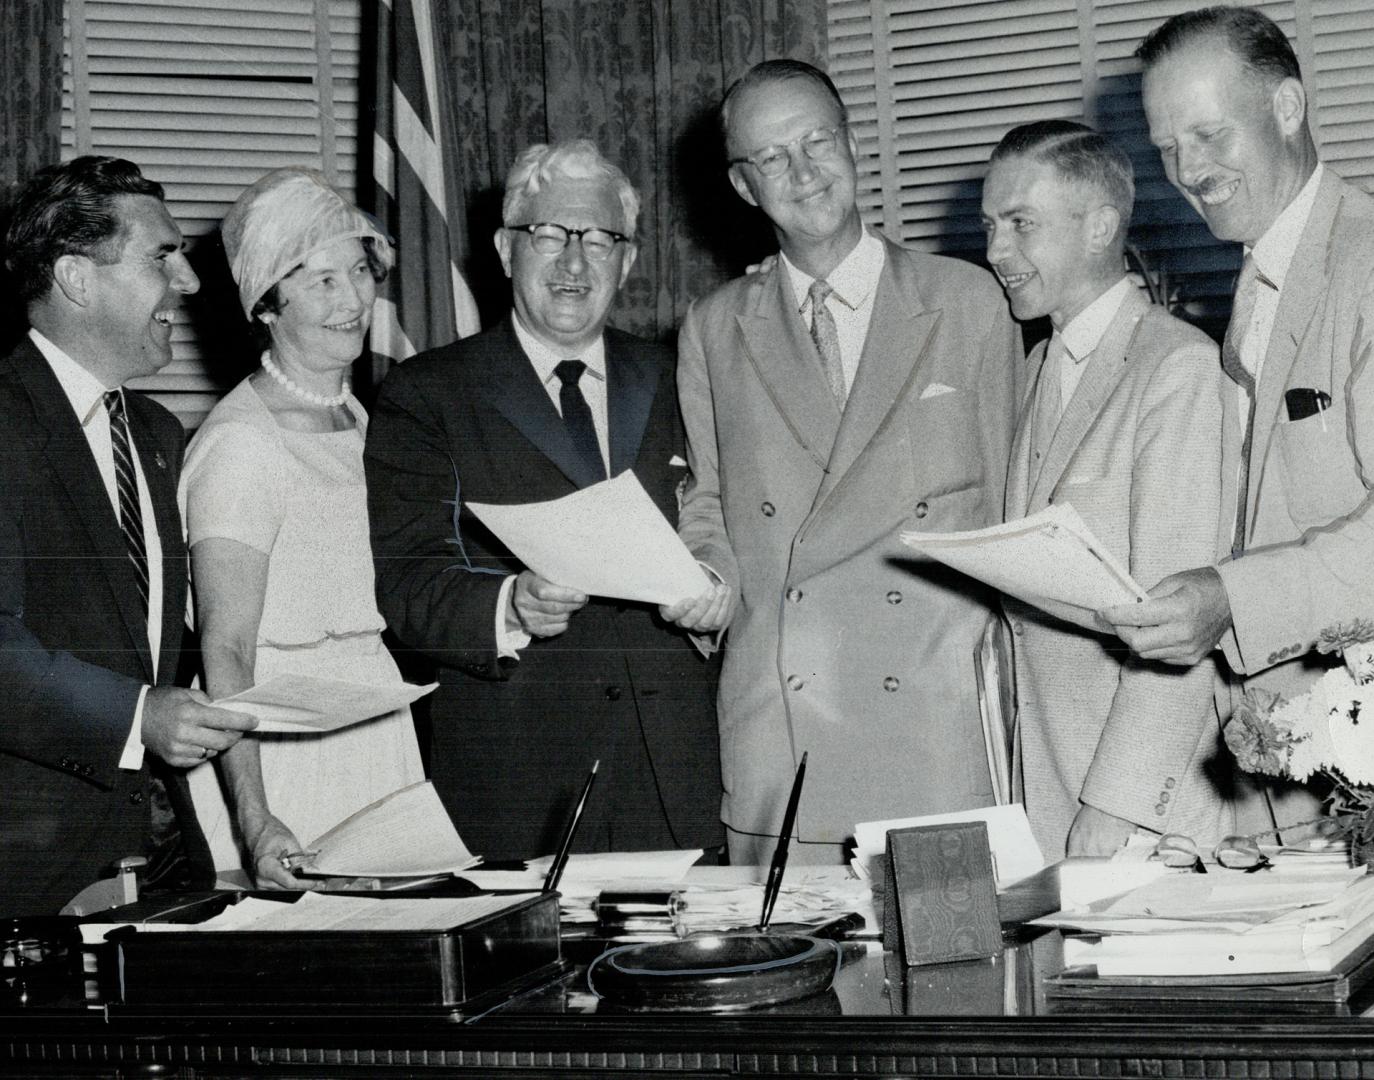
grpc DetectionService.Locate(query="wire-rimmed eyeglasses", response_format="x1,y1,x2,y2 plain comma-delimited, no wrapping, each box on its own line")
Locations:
506,222,631,261
729,124,847,178
1154,832,1273,873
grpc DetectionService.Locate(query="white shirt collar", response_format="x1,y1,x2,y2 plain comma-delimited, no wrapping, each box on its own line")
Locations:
782,228,885,312
511,312,607,389
29,328,115,427
1249,161,1324,292
1059,277,1133,363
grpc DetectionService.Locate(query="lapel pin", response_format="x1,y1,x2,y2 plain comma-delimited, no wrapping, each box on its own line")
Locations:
154,451,167,470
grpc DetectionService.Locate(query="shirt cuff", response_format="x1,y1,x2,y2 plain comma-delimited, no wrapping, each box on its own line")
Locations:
496,574,531,658
119,684,149,771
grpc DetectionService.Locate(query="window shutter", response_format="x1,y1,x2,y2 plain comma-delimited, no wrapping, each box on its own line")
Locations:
62,0,361,429
828,0,1373,342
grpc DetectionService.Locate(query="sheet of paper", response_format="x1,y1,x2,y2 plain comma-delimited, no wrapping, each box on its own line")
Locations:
852,803,1045,889
900,503,1147,632
466,471,711,606
213,674,437,733
462,848,703,895
301,781,481,878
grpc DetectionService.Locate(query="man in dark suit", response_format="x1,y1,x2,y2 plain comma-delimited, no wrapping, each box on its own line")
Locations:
366,139,722,861
0,156,256,915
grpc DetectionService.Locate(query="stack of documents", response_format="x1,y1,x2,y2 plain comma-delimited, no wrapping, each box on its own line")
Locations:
852,805,1045,890
1037,864,1374,976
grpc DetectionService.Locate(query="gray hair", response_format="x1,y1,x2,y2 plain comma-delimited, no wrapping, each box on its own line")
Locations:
501,139,640,238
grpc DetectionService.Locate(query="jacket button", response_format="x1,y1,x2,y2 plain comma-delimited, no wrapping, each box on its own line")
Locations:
1160,791,1170,804
1012,622,1024,636
59,757,71,769
1164,778,1176,790
761,501,776,517
1154,803,1165,815
914,501,929,519
83,764,94,776
882,676,900,692
129,791,144,805
786,587,803,603
605,686,622,701
786,674,804,691
886,590,902,605
473,663,489,675
1267,653,1279,665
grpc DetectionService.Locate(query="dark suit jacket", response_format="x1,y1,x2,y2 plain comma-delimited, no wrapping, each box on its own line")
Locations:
0,337,211,915
365,322,722,860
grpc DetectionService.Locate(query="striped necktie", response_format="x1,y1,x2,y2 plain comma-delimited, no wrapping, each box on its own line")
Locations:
104,389,150,616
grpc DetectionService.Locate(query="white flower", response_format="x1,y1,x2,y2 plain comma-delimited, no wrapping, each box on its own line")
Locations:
1345,641,1374,686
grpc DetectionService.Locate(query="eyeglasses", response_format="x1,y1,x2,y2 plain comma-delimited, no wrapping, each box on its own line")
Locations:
729,125,847,178
506,222,631,261
1154,832,1272,873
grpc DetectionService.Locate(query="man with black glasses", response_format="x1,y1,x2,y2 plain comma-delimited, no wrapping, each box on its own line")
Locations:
366,139,722,861
661,60,1019,865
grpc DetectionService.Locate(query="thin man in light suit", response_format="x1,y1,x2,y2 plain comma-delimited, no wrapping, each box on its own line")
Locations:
663,59,1020,866
983,121,1234,860
1101,7,1374,826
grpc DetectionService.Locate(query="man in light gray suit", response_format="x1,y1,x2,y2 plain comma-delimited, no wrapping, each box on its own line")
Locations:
662,59,1019,865
1102,7,1374,829
984,121,1234,860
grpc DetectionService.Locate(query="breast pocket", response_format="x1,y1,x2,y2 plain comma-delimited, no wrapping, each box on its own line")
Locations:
1276,401,1368,530
908,389,984,499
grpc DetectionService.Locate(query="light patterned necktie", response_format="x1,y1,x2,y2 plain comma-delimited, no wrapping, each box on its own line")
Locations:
1028,331,1066,482
104,389,149,616
1222,254,1260,556
807,279,847,408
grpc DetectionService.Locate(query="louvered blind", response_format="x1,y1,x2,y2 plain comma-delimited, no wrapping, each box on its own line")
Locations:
62,0,361,429
829,0,1374,341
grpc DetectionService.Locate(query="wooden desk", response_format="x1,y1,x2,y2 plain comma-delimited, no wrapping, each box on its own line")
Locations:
5,869,1374,1077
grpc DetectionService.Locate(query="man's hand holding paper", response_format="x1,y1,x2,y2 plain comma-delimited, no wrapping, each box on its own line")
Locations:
1097,566,1234,666
467,471,712,607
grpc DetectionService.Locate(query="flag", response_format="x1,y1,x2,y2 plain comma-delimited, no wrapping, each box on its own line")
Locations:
370,0,480,366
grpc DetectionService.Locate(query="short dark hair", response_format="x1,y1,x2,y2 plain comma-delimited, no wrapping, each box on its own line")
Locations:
719,59,847,147
1135,5,1301,85
991,119,1135,231
2,156,165,307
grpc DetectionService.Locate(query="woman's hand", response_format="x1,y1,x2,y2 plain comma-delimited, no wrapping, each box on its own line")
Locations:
245,813,316,890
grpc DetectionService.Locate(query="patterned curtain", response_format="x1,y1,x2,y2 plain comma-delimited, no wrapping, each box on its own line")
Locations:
434,0,828,342
1,0,63,350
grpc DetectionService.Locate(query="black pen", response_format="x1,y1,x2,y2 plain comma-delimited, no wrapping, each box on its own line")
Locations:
544,759,599,893
758,751,807,931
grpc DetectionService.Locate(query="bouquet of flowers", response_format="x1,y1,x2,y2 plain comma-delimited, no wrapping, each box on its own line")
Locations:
1224,620,1374,861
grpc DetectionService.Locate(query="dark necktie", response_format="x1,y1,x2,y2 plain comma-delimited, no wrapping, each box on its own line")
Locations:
1222,255,1261,557
104,389,150,616
553,359,606,483
807,279,848,408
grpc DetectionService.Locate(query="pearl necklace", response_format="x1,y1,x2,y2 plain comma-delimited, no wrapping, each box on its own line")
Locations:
260,350,351,408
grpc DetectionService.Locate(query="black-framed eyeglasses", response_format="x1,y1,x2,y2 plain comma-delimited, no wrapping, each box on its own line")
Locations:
506,222,631,261
729,124,847,178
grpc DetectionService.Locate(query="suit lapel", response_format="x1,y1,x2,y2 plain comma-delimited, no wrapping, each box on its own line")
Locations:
1030,287,1147,509
811,241,940,513
605,331,657,477
1246,170,1341,534
484,323,604,490
13,342,156,680
1005,338,1046,521
736,268,841,471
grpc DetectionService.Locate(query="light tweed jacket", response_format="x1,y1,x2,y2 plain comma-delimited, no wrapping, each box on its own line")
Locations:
1005,285,1235,859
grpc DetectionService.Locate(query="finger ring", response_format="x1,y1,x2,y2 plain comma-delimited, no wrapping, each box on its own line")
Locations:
199,746,211,760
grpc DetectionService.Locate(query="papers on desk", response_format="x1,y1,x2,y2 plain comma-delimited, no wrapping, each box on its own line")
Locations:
1041,864,1374,975
900,503,1147,633
852,804,1045,890
297,781,482,878
466,471,711,606
463,849,703,915
675,865,876,937
213,674,437,733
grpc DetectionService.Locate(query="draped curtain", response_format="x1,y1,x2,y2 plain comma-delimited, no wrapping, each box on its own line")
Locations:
1,0,63,351
433,0,828,342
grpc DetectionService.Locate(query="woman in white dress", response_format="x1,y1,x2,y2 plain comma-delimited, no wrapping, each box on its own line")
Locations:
181,168,422,887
